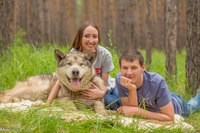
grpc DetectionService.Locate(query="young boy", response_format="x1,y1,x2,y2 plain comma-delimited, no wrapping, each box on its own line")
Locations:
116,49,200,121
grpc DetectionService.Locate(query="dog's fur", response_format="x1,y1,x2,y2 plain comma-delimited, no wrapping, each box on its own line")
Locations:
0,50,106,114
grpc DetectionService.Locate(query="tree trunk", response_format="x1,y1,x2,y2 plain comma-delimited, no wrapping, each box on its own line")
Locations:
145,0,153,70
165,0,178,81
0,0,14,50
186,0,200,94
177,0,186,51
65,0,75,44
115,0,135,51
100,0,116,47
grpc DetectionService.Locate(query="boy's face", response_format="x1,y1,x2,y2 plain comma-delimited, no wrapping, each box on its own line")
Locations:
120,59,145,86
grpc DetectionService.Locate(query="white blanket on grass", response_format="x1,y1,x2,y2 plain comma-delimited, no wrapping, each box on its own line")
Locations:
0,100,195,132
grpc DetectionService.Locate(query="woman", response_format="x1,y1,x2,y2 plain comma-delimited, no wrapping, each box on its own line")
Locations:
47,21,121,110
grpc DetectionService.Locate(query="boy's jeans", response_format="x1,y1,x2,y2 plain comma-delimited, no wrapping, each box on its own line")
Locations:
172,93,200,117
104,86,121,110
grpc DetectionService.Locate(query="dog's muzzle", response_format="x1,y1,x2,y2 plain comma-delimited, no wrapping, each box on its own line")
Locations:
70,68,81,88
72,69,79,77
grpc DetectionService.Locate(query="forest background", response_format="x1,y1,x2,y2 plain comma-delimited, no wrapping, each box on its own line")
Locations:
0,0,200,132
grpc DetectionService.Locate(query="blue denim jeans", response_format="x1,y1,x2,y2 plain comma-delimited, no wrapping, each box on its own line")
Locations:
172,93,200,117
104,86,121,110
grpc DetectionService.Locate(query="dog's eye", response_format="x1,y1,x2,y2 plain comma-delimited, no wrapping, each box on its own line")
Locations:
80,63,84,66
67,62,72,66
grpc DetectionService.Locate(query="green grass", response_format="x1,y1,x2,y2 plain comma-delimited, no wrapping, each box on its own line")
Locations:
0,42,199,132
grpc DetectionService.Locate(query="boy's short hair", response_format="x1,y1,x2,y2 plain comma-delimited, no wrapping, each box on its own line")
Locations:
119,49,144,67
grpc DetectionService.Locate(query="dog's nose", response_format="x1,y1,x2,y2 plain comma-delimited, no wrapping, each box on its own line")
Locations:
72,69,79,77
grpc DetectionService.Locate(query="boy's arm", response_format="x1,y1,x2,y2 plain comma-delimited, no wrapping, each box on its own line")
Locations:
120,76,138,106
47,80,61,104
117,101,174,121
121,95,138,106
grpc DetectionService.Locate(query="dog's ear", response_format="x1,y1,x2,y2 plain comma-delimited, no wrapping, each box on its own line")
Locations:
84,52,96,65
54,49,65,64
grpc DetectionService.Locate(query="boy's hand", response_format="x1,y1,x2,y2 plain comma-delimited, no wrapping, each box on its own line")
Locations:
120,76,137,91
117,106,139,116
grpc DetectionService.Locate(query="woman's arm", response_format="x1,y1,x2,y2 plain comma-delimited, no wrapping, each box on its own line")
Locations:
47,80,61,104
101,72,109,93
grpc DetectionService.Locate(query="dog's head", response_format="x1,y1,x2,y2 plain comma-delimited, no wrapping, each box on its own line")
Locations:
54,49,96,91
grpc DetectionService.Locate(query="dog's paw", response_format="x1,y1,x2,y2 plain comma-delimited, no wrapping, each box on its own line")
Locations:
11,97,21,102
0,96,20,103
97,109,108,116
94,101,108,115
31,100,45,107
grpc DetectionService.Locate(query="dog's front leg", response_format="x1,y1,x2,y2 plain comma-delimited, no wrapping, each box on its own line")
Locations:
56,97,77,111
94,101,107,115
0,94,21,103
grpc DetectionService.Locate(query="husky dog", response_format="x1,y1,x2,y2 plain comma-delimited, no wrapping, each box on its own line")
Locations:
0,50,106,114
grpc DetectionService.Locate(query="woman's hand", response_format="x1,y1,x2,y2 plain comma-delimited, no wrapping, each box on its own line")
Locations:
81,83,105,99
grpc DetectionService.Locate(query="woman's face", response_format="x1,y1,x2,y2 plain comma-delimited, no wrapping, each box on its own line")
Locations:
81,26,99,53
